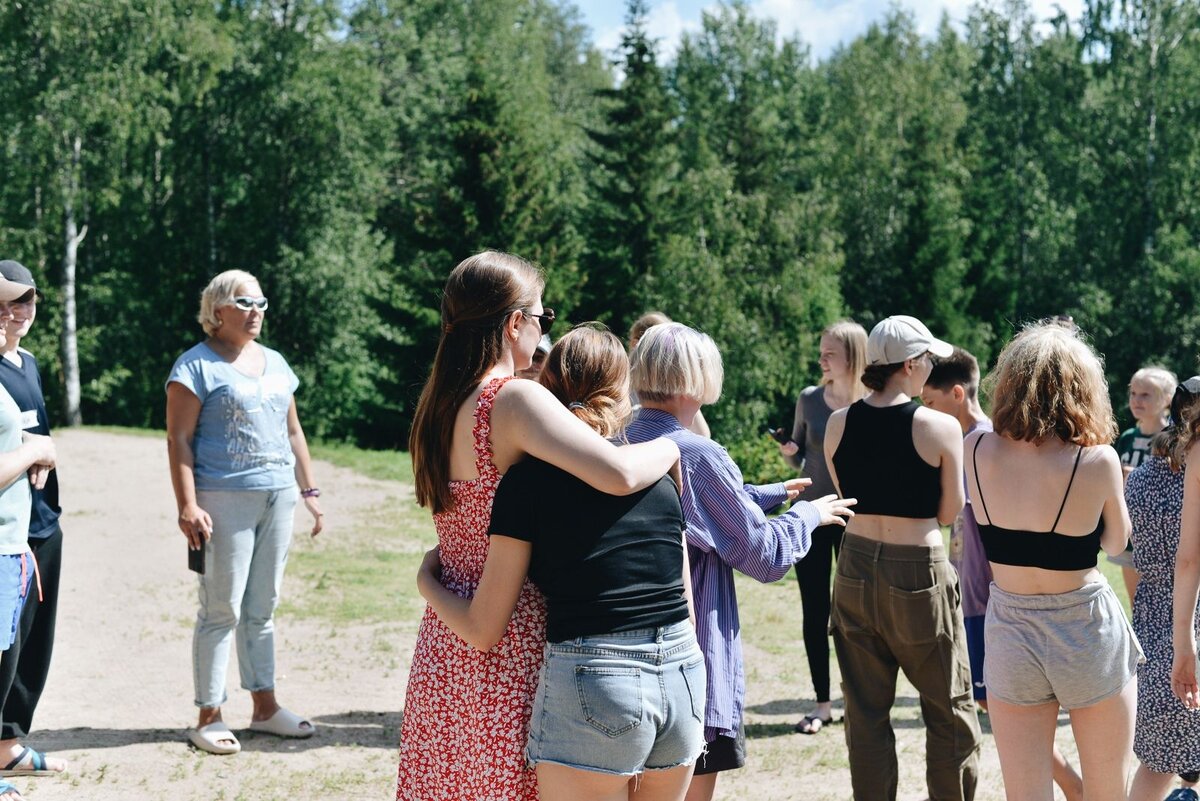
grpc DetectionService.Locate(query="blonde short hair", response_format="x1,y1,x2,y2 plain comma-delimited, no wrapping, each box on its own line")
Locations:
987,321,1117,446
630,322,723,405
197,269,259,336
1130,365,1177,411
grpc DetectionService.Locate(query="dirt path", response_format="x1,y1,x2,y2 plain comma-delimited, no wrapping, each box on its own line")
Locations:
19,429,407,801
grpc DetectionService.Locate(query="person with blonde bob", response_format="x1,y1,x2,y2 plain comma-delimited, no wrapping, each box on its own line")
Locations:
824,314,979,801
624,322,856,801
415,323,705,801
628,311,710,439
778,319,867,734
965,322,1141,801
166,269,323,755
397,253,680,801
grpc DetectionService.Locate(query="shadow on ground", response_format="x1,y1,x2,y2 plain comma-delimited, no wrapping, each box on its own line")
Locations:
32,710,403,752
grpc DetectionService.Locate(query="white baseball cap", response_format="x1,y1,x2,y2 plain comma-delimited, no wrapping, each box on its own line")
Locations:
867,315,954,366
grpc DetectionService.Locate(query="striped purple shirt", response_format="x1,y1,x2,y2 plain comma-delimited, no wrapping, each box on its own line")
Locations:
626,408,819,740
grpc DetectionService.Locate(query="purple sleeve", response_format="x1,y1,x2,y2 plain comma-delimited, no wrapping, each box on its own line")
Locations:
693,452,815,583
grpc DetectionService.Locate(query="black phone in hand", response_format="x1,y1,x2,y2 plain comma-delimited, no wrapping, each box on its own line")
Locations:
188,545,205,575
765,426,792,445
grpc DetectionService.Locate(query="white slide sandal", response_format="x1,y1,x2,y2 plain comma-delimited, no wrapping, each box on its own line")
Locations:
248,708,315,739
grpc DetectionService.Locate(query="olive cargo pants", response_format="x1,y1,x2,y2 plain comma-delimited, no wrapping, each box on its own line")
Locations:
830,533,982,801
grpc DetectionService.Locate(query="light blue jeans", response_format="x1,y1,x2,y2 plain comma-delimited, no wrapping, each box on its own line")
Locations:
527,620,706,775
193,486,298,708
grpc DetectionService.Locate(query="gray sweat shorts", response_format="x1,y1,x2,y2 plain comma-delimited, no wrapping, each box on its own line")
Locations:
984,579,1144,709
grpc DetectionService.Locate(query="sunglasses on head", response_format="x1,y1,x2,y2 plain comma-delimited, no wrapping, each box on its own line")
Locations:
232,296,269,312
524,308,555,336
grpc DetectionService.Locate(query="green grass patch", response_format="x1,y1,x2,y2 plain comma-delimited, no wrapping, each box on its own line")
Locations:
280,545,426,625
308,441,414,484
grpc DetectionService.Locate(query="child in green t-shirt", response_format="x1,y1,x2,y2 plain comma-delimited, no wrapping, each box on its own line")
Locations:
1113,365,1176,605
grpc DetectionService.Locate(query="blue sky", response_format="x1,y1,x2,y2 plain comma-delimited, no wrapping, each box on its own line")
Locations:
573,0,1085,62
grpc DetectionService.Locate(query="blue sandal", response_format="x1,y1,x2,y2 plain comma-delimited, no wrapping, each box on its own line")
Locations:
0,746,62,777
0,780,22,799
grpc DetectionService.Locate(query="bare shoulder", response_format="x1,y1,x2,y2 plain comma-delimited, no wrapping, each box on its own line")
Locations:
1078,442,1120,469
913,405,960,443
825,407,848,438
964,427,988,449
491,377,551,414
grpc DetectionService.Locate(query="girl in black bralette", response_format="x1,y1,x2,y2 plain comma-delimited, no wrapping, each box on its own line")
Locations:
965,321,1142,801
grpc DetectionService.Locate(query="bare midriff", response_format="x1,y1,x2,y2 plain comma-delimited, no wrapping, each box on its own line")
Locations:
845,514,943,547
991,563,1102,596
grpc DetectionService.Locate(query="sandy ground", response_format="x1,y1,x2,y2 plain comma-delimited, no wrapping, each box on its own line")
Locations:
18,429,402,801
9,429,1096,801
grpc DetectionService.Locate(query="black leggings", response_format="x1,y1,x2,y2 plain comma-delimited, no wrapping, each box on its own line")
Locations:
795,524,844,703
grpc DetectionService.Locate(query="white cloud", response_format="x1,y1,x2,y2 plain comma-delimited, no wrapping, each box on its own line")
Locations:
594,0,1091,65
756,0,1087,59
594,1,706,62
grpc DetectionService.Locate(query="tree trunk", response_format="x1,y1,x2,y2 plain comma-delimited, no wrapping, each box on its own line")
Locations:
60,135,85,427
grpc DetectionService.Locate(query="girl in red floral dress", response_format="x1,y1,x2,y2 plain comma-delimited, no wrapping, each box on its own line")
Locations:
398,252,680,800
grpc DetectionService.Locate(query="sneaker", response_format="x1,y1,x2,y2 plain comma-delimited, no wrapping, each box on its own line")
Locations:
1165,789,1200,801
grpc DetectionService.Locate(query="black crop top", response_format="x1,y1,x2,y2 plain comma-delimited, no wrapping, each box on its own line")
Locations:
831,400,941,519
972,434,1103,571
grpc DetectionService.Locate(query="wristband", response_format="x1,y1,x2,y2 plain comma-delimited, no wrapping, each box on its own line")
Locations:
300,487,321,498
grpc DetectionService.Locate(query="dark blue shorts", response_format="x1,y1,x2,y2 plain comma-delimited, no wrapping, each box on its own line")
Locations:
964,614,986,701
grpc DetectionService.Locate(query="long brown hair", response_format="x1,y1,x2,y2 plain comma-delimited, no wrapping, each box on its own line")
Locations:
540,324,631,439
409,251,544,512
1173,390,1200,471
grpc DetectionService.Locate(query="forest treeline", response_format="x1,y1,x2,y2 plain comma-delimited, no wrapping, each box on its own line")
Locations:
1,0,1199,481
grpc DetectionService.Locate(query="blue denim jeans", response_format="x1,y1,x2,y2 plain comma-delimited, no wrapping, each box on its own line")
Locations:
193,487,298,708
527,619,706,776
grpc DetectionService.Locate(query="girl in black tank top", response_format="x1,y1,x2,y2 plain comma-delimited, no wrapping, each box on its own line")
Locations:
832,400,941,518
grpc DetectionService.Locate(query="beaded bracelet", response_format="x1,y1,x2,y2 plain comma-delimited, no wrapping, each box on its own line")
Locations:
300,487,321,498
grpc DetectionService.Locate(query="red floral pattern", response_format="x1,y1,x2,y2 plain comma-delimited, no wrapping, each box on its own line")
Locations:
397,377,547,800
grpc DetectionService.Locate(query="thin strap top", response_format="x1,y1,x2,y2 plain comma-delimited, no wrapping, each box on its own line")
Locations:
471,376,514,481
972,433,1103,571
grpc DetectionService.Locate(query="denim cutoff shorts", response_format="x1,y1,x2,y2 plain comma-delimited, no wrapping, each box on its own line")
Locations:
985,579,1144,709
527,619,707,776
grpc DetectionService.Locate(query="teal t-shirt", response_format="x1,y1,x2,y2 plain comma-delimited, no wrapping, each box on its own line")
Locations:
0,384,31,554
167,342,299,491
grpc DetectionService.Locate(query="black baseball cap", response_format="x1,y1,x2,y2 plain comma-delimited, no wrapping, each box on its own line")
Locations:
0,261,38,302
1171,376,1200,425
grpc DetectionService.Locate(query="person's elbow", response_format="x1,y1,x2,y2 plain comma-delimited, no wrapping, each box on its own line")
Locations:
463,620,508,652
937,498,964,527
597,463,648,496
1102,524,1133,558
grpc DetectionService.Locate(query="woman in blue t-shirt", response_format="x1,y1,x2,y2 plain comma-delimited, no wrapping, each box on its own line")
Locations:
166,270,324,756
416,324,705,801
